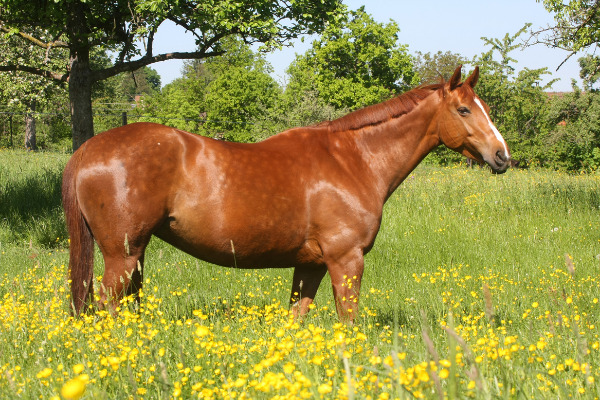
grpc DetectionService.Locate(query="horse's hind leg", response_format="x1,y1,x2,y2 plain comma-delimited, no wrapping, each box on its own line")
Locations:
289,264,327,317
98,237,150,313
125,254,145,307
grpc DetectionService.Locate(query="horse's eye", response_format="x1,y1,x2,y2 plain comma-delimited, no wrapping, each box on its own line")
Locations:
458,107,471,116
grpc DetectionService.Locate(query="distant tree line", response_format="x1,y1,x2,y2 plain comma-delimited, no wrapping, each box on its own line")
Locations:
2,4,600,171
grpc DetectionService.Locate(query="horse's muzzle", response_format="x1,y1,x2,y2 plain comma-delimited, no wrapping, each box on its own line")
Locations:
491,150,510,174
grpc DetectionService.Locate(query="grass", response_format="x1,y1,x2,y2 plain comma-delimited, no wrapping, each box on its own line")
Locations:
0,148,599,399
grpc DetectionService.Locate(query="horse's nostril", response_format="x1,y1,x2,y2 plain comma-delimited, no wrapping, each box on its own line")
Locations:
495,150,507,164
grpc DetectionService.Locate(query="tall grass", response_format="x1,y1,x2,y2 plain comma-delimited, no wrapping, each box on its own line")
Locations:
0,150,598,399
0,150,69,248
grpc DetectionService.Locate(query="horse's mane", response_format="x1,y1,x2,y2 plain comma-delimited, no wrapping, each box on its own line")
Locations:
322,83,443,132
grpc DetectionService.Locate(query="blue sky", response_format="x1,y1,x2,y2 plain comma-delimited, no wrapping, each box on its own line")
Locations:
150,0,580,92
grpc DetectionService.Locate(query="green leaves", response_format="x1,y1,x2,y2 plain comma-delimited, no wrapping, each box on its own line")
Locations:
535,0,600,53
205,65,281,142
286,7,416,110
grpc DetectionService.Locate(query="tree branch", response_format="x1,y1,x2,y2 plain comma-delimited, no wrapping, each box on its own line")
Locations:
166,16,204,43
0,64,68,81
0,26,68,49
92,50,225,82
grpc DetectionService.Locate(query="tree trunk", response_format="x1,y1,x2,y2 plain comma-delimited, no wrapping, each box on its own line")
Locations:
69,51,94,151
25,100,37,151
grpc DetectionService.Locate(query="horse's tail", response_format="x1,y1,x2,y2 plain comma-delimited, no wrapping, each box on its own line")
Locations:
62,149,94,315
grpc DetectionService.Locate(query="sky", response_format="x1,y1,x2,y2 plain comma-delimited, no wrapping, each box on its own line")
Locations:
150,0,581,92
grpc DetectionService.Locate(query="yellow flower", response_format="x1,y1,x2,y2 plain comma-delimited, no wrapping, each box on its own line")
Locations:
334,330,345,344
318,383,333,395
36,368,53,379
283,362,295,374
195,326,210,337
72,364,85,374
60,377,87,400
311,355,324,365
439,369,450,379
234,378,246,387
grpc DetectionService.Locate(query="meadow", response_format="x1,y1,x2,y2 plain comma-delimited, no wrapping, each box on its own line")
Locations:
0,148,599,399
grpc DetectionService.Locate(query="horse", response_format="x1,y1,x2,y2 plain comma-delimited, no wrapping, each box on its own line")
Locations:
62,66,511,322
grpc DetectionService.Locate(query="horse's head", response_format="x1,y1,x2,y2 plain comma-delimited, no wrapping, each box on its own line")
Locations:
435,66,511,173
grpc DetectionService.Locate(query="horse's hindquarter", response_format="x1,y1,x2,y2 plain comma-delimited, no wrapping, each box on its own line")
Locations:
73,124,185,250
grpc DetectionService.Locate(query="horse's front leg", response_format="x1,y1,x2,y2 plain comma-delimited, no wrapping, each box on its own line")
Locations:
327,248,364,323
289,264,328,317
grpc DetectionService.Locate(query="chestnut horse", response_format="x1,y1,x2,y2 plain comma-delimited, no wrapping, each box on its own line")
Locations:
62,66,510,322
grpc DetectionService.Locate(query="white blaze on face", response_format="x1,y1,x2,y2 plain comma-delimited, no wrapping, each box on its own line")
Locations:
473,97,509,159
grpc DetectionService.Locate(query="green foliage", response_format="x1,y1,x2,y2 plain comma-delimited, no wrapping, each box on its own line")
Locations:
275,90,349,129
0,31,67,112
202,37,282,142
285,6,417,110
0,28,69,149
578,54,600,90
204,67,282,142
138,37,284,142
116,67,161,102
545,87,600,170
536,0,600,54
139,77,208,133
413,51,467,85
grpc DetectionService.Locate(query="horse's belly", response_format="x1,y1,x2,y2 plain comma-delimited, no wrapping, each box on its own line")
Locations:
153,217,307,269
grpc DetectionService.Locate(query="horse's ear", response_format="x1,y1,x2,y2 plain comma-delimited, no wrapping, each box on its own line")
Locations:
449,65,462,91
465,66,479,88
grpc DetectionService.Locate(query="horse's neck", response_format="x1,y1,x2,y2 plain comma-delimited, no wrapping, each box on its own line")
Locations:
347,99,440,201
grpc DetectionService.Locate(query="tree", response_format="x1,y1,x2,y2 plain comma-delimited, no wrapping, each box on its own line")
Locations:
545,87,600,170
285,6,417,110
0,0,346,150
117,67,161,102
531,0,600,70
578,54,600,90
139,76,208,133
203,39,282,142
205,66,282,142
139,37,281,140
413,51,467,85
0,28,68,150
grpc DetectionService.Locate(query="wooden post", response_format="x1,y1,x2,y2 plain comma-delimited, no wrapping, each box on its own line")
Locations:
122,111,128,126
9,114,13,148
